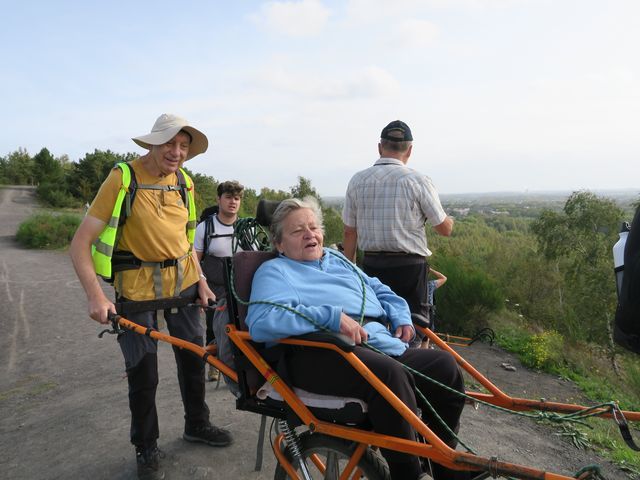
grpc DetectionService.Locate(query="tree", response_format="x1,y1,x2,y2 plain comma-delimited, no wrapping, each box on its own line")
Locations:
0,148,33,185
259,187,289,201
70,150,136,203
290,176,321,204
321,206,344,247
240,187,259,217
185,169,218,216
33,148,63,185
531,191,624,342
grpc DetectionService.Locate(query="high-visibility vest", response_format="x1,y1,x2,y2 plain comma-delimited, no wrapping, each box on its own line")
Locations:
91,162,196,282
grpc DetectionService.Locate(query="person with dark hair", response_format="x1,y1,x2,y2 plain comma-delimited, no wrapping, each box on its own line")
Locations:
69,114,232,480
194,180,246,385
342,120,453,343
247,197,470,480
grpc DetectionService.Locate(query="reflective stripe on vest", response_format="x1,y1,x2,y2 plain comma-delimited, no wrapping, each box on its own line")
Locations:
92,162,131,279
182,168,197,245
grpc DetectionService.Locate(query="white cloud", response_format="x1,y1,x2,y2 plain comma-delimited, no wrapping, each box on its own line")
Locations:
344,0,529,25
392,18,439,48
252,0,331,37
253,64,400,99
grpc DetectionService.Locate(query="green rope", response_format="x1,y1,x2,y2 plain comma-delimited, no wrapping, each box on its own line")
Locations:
230,249,477,452
231,217,270,254
573,464,606,479
227,237,612,472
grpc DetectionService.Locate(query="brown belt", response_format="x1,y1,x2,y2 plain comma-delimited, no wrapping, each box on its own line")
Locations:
363,251,420,257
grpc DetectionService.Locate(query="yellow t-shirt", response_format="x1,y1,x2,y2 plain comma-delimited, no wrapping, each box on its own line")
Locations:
88,158,198,300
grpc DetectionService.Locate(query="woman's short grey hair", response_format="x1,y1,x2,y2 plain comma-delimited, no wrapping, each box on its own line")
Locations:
270,196,324,247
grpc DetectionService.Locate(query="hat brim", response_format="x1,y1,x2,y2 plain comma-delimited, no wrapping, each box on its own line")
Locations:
132,125,208,160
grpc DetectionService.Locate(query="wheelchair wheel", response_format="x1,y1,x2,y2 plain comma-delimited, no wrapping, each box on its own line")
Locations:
274,432,390,480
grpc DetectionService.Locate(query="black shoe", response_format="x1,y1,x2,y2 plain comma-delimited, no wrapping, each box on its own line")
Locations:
135,445,165,480
183,423,233,447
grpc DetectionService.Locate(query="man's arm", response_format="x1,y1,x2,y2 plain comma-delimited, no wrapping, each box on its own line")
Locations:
342,224,358,262
433,216,454,237
69,215,114,324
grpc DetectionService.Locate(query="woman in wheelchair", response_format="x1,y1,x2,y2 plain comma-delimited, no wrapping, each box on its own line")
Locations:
246,197,468,480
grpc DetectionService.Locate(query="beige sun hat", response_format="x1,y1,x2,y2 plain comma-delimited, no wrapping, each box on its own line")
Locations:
132,113,208,160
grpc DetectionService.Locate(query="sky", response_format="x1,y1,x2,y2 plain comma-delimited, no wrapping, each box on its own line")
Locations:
1,0,639,197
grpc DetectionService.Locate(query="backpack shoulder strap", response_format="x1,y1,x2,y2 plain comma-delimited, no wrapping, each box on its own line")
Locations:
203,214,216,257
123,162,137,219
128,166,187,210
176,167,190,209
113,162,136,225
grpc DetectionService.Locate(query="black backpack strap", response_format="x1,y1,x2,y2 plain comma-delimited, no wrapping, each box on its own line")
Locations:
202,213,236,257
124,165,188,221
119,162,137,226
175,168,189,210
203,214,216,258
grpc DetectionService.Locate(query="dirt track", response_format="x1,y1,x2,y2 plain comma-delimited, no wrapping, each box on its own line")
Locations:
0,185,632,479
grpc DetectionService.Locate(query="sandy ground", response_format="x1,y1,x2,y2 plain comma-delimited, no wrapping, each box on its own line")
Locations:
0,185,634,479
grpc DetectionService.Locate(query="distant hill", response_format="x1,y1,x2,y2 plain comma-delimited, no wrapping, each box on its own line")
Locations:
322,189,639,216
440,189,638,204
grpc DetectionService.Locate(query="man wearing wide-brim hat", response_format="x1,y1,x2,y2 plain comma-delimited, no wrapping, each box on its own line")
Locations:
70,114,232,480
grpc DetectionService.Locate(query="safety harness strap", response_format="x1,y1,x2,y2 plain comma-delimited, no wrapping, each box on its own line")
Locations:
112,251,191,298
139,252,190,298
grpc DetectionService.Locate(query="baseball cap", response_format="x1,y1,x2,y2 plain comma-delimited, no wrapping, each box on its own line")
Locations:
380,120,413,142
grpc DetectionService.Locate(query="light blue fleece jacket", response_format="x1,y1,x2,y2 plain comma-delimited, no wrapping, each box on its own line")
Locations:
246,248,413,356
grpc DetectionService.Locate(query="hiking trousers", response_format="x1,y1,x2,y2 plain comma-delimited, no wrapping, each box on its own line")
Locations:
116,283,210,448
285,345,465,479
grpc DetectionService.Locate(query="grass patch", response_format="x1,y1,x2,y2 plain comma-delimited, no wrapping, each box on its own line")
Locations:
16,212,81,249
585,417,640,476
490,312,640,474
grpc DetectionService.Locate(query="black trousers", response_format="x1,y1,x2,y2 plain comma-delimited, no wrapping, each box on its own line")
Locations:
205,309,215,346
117,284,210,448
286,345,465,479
362,254,429,319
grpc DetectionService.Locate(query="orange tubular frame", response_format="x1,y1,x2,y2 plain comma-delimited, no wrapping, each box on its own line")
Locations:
226,326,585,480
114,314,638,480
416,325,640,422
115,316,238,383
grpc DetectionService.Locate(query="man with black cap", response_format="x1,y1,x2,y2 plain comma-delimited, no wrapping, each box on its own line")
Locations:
70,114,232,480
342,120,453,342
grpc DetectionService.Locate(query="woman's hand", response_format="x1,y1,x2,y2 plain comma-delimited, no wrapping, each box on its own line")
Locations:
394,324,415,343
339,313,368,344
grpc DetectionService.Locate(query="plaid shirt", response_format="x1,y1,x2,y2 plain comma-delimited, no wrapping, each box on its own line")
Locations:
342,157,447,257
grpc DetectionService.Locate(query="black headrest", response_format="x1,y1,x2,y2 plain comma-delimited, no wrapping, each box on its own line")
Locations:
255,199,282,227
199,204,219,223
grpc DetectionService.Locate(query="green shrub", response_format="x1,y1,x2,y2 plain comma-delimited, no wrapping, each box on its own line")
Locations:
521,330,564,370
492,311,532,352
16,213,81,249
435,256,504,335
37,182,80,208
